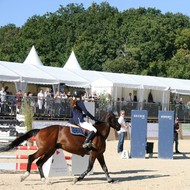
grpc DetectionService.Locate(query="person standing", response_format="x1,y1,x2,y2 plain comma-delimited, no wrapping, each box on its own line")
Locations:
44,88,51,115
127,93,133,102
16,90,22,113
54,91,61,116
174,117,181,154
117,110,129,153
37,89,44,115
0,87,7,113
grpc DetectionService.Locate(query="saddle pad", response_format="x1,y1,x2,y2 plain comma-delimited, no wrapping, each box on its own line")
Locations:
70,127,85,137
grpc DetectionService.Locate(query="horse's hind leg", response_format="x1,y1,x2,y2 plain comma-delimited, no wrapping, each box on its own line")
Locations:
73,155,96,184
97,154,113,183
20,153,37,182
36,148,56,182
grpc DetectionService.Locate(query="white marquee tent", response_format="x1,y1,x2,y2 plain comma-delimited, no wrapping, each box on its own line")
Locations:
0,61,58,93
23,47,89,88
63,50,190,106
34,65,90,88
1,46,190,108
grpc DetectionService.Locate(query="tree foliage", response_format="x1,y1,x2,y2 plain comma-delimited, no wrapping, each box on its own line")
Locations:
0,2,190,79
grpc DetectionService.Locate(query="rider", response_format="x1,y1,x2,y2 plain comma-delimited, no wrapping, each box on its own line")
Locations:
69,90,97,148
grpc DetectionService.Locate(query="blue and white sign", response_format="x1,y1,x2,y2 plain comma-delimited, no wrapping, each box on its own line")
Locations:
130,110,148,158
158,111,174,159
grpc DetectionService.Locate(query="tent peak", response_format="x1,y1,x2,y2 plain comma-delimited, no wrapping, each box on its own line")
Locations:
63,50,82,70
23,46,43,66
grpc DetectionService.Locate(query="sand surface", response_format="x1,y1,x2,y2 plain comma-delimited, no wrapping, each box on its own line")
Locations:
0,139,190,190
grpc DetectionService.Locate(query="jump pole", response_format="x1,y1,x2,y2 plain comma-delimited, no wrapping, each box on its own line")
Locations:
0,155,71,160
0,163,38,171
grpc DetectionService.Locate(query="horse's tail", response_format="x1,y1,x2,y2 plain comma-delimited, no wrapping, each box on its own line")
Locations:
0,129,40,152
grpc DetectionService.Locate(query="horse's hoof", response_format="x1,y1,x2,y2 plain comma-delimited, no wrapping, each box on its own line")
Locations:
108,178,114,183
41,177,46,183
20,171,30,182
73,177,78,184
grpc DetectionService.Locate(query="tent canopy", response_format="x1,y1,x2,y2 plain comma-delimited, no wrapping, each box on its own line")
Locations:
0,62,20,82
2,46,190,96
0,61,57,84
127,74,168,91
155,77,190,95
34,65,89,87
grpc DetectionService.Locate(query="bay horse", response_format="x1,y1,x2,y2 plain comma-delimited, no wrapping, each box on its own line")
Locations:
0,111,120,183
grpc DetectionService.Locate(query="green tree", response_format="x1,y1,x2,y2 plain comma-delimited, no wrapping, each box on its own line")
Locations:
0,3,190,79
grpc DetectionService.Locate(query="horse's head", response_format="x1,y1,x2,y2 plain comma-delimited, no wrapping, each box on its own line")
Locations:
101,111,121,131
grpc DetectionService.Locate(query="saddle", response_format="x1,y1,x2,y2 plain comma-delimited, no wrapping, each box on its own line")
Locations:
68,123,87,137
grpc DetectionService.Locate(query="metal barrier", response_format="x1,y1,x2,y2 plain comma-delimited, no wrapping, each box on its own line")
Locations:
1,95,190,122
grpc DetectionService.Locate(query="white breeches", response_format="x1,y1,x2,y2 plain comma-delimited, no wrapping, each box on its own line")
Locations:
79,121,97,133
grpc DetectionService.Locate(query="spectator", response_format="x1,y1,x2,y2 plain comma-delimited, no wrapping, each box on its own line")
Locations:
16,90,22,113
66,91,72,99
117,110,129,154
44,88,51,115
174,117,181,154
0,87,7,113
37,89,44,115
148,90,154,103
54,91,61,116
133,94,137,102
127,93,133,102
28,92,36,113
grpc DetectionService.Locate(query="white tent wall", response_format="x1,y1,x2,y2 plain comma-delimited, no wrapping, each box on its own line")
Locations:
117,87,137,101
162,90,170,110
91,86,112,95
144,89,167,104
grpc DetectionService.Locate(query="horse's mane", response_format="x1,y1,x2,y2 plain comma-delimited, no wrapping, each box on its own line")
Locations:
101,111,115,120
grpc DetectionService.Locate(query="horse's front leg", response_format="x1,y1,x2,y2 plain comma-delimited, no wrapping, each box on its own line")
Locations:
73,155,96,184
97,154,113,183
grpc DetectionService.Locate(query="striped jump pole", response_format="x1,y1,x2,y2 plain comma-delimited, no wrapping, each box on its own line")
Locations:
16,146,38,150
0,163,38,171
0,140,72,171
0,155,28,159
0,155,71,160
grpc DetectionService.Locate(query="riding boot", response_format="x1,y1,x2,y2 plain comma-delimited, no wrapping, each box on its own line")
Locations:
82,131,96,148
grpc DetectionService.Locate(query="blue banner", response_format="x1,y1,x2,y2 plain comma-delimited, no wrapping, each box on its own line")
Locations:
158,111,174,159
130,110,147,158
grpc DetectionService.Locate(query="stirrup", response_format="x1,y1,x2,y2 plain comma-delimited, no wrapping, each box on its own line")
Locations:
82,142,93,148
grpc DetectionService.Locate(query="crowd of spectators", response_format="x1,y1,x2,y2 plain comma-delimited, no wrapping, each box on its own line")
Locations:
0,87,100,118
